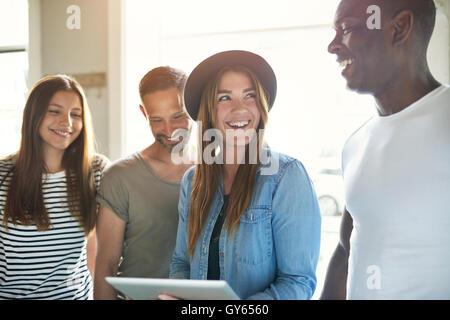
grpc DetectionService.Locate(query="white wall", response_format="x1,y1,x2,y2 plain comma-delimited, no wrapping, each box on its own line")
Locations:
106,0,125,161
430,0,450,83
38,0,110,156
28,0,41,87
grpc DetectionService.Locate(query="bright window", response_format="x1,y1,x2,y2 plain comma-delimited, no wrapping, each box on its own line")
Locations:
0,0,29,158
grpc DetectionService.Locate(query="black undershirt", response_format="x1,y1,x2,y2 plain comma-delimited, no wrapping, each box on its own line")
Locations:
207,195,229,280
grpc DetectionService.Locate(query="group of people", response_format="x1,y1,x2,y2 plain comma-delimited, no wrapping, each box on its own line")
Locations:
0,0,449,300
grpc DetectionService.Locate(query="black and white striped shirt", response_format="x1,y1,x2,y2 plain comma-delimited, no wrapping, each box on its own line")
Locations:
0,156,106,299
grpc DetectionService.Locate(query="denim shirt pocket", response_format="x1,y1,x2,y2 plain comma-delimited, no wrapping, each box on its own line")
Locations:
234,205,273,265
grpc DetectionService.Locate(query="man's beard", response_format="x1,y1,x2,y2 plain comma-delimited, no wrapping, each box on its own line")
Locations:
156,131,190,153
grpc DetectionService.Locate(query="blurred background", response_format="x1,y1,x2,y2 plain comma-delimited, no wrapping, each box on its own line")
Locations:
1,0,449,299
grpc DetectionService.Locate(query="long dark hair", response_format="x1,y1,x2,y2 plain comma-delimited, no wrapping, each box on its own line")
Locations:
1,74,97,235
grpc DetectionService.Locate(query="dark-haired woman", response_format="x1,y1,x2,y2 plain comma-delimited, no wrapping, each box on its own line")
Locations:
0,75,109,299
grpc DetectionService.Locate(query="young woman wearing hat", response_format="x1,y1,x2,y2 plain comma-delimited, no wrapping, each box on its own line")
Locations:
0,75,109,299
166,50,321,300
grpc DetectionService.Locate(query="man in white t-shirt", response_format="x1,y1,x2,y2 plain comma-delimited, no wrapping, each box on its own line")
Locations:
321,0,450,299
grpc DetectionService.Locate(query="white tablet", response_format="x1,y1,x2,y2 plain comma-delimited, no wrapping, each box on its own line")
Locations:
105,277,240,300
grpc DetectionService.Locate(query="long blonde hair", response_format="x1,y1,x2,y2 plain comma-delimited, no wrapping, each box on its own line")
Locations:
1,75,98,235
187,66,270,257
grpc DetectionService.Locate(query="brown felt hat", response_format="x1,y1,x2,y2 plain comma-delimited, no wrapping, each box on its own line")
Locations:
184,50,277,120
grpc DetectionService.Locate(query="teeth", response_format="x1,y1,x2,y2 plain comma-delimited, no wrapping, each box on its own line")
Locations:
340,59,354,67
53,129,71,137
228,121,249,128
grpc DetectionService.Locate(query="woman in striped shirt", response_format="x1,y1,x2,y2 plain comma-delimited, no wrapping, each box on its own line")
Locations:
0,75,109,299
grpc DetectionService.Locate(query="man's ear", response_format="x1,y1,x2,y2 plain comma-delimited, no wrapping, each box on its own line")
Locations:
139,104,148,119
390,10,414,47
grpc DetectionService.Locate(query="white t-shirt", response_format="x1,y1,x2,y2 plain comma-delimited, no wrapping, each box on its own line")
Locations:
342,85,450,299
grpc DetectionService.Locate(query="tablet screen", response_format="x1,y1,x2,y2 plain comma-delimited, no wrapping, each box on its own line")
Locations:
105,277,240,300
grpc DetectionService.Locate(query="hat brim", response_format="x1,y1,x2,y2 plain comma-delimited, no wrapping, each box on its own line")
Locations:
184,50,277,121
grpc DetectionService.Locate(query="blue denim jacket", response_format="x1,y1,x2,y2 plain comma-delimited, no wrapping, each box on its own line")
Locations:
169,150,321,300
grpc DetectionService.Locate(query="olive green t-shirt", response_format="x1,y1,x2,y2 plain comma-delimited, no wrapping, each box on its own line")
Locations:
97,152,182,278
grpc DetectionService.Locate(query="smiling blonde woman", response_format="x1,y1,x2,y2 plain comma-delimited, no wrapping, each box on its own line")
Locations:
168,50,322,300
